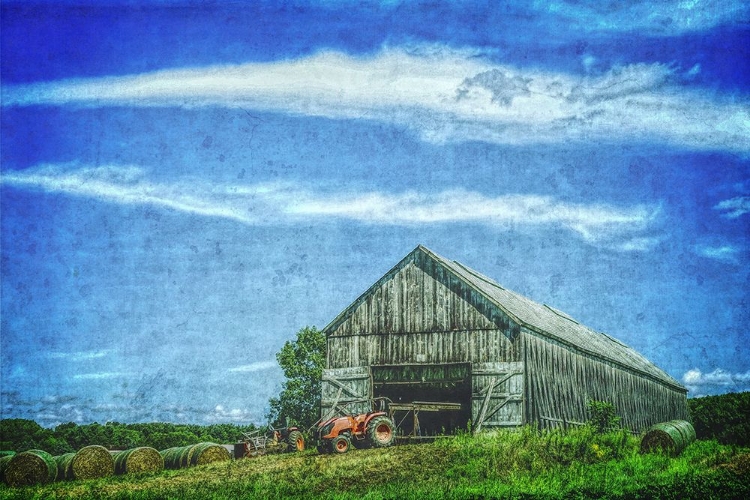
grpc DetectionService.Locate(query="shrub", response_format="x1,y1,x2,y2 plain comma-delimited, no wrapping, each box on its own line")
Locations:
587,400,621,433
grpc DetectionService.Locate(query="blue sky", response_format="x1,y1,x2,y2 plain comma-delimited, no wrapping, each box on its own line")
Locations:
1,0,749,427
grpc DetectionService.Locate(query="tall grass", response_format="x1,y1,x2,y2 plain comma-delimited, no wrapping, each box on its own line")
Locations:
1,426,747,499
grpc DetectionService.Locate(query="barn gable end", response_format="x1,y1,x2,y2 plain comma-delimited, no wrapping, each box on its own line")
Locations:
326,246,518,339
320,245,689,434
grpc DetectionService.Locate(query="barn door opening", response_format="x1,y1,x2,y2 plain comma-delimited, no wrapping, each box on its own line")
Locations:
372,364,471,436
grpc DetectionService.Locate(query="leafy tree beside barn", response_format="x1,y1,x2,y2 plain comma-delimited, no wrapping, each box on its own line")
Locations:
267,326,326,430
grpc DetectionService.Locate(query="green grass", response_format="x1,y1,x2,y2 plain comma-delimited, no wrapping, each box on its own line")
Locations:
1,427,748,499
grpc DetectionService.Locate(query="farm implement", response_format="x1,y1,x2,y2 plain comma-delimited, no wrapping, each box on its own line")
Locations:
235,426,305,458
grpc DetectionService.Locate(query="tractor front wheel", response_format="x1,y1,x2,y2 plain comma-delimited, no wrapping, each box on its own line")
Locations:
331,435,351,454
367,416,395,448
286,430,305,452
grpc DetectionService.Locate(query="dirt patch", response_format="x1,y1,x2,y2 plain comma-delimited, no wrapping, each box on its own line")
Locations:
719,453,750,476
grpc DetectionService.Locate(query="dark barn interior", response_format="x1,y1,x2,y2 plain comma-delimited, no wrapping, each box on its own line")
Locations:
372,364,472,435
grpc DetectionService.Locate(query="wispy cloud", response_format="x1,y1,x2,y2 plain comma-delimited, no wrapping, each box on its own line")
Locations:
288,189,663,250
1,164,662,251
714,196,750,219
695,244,741,263
531,1,749,36
73,372,132,380
613,236,665,252
48,349,112,361
2,47,747,152
683,368,750,396
0,165,255,224
228,360,278,373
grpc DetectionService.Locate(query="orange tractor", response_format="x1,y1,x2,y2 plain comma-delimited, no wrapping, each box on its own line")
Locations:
316,410,395,453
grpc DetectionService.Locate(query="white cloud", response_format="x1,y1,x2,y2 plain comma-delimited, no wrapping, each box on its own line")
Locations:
204,404,254,423
687,64,701,77
683,368,750,396
714,196,750,219
459,69,532,106
612,236,665,252
569,63,676,104
48,349,112,361
228,360,278,373
1,164,257,224
1,164,662,251
695,244,741,263
288,189,663,250
2,47,748,152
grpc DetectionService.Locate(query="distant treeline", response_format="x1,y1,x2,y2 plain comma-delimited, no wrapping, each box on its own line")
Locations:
0,419,257,454
2,392,748,454
688,391,750,446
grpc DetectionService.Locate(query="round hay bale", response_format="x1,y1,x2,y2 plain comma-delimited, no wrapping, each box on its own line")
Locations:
672,419,696,442
4,450,57,486
0,453,16,483
641,420,696,455
162,446,184,469
160,447,186,470
189,443,231,466
54,453,76,480
158,448,173,469
113,447,163,475
70,445,114,480
178,445,195,468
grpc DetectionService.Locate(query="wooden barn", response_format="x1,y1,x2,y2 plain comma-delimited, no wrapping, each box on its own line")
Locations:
320,245,689,434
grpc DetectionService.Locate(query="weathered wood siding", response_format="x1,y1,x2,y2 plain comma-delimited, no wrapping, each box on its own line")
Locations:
327,254,522,368
329,329,522,368
328,252,519,337
523,330,689,432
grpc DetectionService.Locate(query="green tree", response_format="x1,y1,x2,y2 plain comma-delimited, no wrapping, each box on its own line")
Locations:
144,430,200,450
38,436,74,455
267,326,326,430
0,419,52,452
688,391,750,446
110,427,142,450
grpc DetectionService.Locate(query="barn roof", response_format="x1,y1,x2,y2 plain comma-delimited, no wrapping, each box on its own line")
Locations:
324,244,685,392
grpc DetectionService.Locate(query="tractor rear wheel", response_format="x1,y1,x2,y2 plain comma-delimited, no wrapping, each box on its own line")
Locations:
286,430,305,452
331,435,351,454
367,416,394,448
